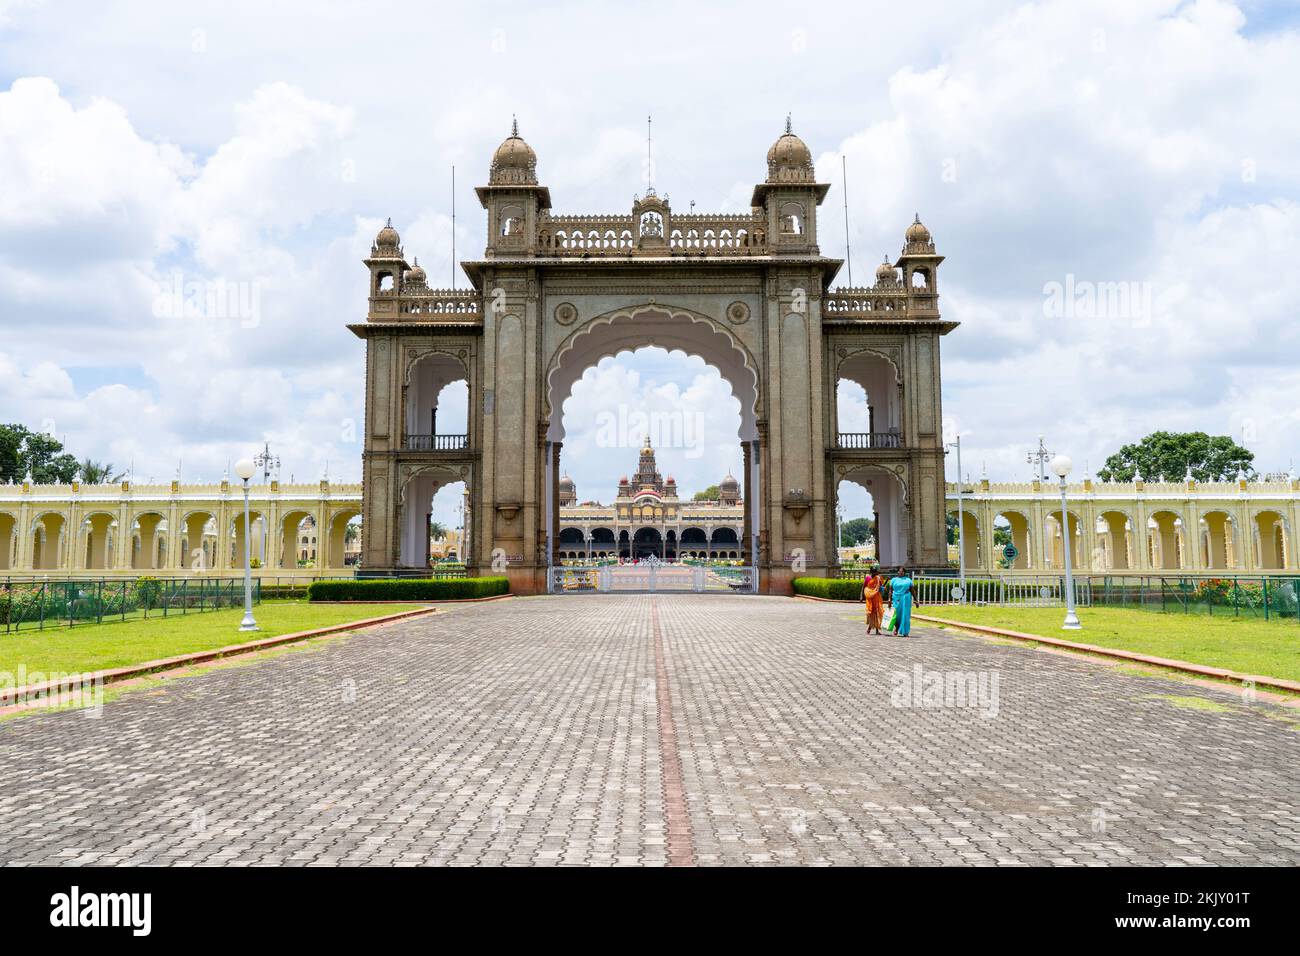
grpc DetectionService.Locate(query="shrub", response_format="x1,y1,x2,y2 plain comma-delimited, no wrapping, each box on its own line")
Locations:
792,577,863,601
306,577,510,602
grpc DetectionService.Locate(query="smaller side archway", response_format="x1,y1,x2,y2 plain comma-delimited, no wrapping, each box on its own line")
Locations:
1147,510,1186,570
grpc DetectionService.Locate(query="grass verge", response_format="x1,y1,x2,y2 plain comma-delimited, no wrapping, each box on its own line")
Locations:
923,605,1300,683
0,600,430,676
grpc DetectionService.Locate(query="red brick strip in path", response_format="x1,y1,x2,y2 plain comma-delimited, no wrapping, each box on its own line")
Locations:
651,599,696,867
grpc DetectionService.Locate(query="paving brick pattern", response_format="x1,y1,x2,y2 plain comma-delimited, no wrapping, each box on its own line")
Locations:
1,595,1297,866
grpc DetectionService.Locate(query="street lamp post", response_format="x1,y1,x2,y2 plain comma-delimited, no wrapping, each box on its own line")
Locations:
947,436,965,602
234,458,259,632
1051,454,1081,630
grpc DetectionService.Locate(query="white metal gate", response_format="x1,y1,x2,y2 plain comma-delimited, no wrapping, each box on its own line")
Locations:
549,563,757,594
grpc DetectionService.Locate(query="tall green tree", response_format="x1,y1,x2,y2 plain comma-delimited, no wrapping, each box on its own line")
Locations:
839,517,874,546
693,485,721,501
0,424,78,483
1097,431,1255,483
429,520,448,540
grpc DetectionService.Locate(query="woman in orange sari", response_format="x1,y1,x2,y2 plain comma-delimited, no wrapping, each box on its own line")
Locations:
862,566,884,635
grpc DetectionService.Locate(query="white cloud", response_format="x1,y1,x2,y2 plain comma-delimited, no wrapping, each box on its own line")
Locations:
0,0,1296,508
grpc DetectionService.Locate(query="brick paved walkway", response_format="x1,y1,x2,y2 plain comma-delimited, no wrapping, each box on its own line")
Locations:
1,595,1297,866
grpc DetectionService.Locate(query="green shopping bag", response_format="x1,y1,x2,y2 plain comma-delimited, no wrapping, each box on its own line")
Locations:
883,606,896,631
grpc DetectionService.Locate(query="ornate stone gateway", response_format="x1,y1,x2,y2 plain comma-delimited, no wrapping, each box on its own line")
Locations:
349,121,958,593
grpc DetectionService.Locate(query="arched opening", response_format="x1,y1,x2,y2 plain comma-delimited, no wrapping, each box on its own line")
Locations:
1253,511,1289,569
993,511,1031,569
80,512,117,570
181,511,217,571
1096,510,1133,571
326,508,362,569
131,512,168,570
837,469,906,568
1146,510,1185,570
589,526,615,560
0,512,15,570
544,305,759,573
836,351,902,450
558,526,585,563
400,471,468,569
633,527,664,560
947,508,981,569
1200,510,1236,570
405,351,469,451
231,509,266,568
279,510,315,568
1045,509,1085,570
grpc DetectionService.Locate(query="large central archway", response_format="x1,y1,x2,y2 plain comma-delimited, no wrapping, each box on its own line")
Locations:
543,304,760,580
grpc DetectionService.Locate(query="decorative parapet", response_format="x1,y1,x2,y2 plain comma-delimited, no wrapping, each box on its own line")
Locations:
823,286,910,317
534,210,768,257
0,482,363,504
946,479,1299,500
369,288,482,322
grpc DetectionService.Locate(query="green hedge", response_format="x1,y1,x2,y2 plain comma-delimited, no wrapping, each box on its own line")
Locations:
306,577,510,602
792,577,864,601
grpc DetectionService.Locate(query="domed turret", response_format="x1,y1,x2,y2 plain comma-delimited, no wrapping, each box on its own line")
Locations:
905,213,931,244
720,473,739,492
489,117,538,185
875,256,896,285
404,257,426,287
765,115,814,183
372,217,401,257
558,473,576,505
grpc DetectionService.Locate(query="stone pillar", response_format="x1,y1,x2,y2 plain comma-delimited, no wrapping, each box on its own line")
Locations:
741,440,752,565
550,441,561,565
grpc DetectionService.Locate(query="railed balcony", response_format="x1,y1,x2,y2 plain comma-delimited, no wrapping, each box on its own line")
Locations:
404,434,470,452
836,432,904,450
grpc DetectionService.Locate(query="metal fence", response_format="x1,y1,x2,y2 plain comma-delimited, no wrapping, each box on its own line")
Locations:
1090,575,1300,622
0,577,262,633
911,575,1093,608
834,568,1299,620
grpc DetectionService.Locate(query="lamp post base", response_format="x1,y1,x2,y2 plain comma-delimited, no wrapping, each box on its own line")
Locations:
239,615,260,632
1062,610,1082,630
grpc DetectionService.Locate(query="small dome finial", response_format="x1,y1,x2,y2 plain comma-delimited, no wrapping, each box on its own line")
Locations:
511,115,518,137
785,113,793,135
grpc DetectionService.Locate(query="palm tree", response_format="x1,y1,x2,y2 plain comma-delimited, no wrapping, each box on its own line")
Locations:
78,458,123,484
429,520,448,540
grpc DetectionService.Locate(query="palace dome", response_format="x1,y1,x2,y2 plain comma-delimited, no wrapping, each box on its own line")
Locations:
765,117,814,182
405,257,426,285
490,118,538,184
720,473,739,492
875,257,896,284
905,214,931,243
558,474,575,493
374,218,400,250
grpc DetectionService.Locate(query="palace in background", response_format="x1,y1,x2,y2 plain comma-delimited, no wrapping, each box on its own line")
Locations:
555,437,743,561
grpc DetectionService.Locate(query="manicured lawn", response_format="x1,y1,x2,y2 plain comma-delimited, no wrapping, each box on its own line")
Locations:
0,600,430,677
921,605,1300,683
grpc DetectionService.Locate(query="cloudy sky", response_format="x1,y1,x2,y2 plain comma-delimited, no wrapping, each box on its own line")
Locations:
1,0,1297,525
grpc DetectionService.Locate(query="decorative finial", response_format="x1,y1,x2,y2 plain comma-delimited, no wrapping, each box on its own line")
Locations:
511,115,518,137
385,217,392,227
785,113,793,135
914,212,921,223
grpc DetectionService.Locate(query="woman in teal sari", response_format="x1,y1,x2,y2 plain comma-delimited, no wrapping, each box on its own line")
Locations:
888,567,914,637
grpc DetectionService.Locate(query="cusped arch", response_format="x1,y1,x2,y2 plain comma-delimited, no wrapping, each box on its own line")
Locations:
835,346,903,387
544,303,760,442
398,463,466,504
403,347,470,386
